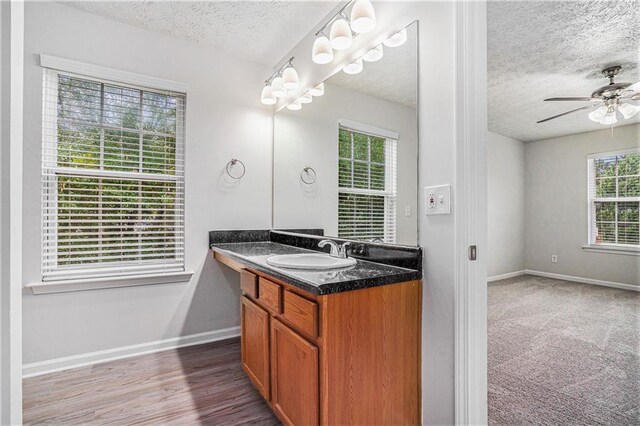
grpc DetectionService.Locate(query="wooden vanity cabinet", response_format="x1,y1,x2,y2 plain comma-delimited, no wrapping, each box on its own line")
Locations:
240,296,270,399
216,252,421,426
271,318,319,425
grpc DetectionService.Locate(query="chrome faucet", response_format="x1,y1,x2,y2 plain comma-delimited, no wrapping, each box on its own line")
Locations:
318,240,351,259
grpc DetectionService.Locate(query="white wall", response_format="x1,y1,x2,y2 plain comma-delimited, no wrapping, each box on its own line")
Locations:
22,2,273,364
414,4,457,424
525,123,640,286
487,132,525,277
273,82,418,245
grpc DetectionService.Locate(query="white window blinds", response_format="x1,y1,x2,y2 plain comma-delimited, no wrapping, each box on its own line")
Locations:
587,149,639,247
338,126,397,243
41,69,186,281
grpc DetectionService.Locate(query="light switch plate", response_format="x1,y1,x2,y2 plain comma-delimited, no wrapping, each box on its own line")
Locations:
425,184,451,215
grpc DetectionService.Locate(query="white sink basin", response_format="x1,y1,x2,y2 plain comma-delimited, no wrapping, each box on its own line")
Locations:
266,253,356,270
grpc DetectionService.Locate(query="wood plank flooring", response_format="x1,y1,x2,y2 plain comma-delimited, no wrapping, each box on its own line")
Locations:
23,338,280,425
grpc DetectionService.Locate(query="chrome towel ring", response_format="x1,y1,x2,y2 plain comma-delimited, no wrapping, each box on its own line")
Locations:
300,166,317,184
226,158,246,180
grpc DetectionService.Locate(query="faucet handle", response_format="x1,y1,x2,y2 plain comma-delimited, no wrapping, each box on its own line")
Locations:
339,242,351,258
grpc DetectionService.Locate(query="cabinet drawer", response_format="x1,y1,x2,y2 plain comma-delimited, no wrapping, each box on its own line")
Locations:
258,278,282,313
240,269,258,299
283,290,318,338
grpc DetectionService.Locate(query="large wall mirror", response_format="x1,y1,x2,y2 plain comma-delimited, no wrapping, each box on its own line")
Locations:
273,22,418,246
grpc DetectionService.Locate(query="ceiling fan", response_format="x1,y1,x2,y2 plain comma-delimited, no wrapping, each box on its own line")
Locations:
537,66,640,125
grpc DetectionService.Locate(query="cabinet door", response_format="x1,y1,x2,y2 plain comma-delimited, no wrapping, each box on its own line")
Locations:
271,318,319,426
241,296,270,399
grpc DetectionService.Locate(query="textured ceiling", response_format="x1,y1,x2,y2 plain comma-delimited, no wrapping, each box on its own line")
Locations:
488,0,640,142
329,23,418,109
60,1,339,66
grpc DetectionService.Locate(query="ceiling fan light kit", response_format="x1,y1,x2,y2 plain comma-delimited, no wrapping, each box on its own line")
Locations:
538,65,640,126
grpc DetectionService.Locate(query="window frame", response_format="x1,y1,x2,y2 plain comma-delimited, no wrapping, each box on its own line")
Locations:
584,147,640,256
337,121,398,243
29,56,192,293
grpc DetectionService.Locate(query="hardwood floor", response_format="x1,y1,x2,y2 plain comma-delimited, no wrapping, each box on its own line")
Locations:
23,338,280,425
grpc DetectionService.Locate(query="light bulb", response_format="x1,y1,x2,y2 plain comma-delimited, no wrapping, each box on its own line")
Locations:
312,35,334,64
600,109,618,125
588,105,607,122
271,76,286,98
281,66,299,90
299,93,313,104
343,58,363,75
330,18,353,50
286,99,302,111
384,28,407,47
618,102,640,119
350,0,376,33
260,85,276,105
309,82,325,96
362,44,383,62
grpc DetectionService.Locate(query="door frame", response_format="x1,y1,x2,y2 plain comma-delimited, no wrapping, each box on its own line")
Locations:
1,0,24,424
454,1,488,425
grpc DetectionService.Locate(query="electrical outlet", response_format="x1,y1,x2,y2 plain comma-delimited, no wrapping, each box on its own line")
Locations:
551,255,558,263
405,205,411,217
425,184,451,215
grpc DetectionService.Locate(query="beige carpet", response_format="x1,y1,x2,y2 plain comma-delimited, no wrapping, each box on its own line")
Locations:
488,274,640,425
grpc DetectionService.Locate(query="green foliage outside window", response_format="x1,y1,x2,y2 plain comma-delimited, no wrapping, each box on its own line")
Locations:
593,153,639,246
52,75,183,268
337,127,394,242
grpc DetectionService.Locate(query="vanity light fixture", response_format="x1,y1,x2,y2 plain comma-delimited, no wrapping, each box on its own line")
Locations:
312,0,377,64
362,44,383,62
260,84,276,105
330,16,353,50
282,65,299,89
270,76,286,98
299,92,313,104
350,0,376,34
383,28,408,47
312,34,334,64
286,99,303,110
343,58,363,75
261,57,296,104
309,82,325,96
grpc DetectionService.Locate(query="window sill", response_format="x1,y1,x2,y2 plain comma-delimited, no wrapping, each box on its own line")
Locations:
582,245,640,256
26,271,194,295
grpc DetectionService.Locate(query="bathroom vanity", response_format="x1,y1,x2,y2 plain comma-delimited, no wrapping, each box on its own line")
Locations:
212,20,422,425
210,230,422,425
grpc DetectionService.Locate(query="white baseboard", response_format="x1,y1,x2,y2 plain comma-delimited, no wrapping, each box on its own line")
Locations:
22,326,241,378
487,270,526,282
524,270,639,292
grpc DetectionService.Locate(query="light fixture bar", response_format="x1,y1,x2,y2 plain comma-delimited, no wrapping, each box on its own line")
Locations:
314,1,354,37
265,57,295,84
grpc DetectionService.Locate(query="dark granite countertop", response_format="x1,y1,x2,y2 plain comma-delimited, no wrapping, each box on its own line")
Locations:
210,240,422,295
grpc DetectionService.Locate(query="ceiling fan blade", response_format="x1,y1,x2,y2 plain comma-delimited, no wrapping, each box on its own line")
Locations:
543,97,597,102
626,80,640,93
537,105,598,124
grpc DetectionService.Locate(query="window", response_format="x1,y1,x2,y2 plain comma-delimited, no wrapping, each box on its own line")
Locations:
587,149,639,249
338,125,397,243
41,69,186,281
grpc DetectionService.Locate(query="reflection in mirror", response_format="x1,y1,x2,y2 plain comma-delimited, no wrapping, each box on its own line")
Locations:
273,22,418,246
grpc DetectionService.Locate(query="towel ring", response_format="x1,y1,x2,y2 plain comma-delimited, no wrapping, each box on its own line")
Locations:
226,158,246,180
300,166,317,185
